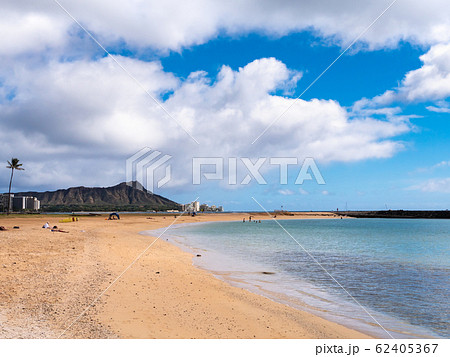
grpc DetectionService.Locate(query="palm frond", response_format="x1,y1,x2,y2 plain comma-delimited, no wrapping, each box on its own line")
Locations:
6,158,24,169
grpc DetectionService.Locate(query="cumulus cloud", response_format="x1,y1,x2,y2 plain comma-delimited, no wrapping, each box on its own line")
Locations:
0,11,67,57
2,0,449,200
399,43,450,103
354,42,450,109
0,56,411,190
2,0,450,58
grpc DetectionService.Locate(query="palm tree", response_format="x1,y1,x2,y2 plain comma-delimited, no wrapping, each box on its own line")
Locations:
6,158,24,215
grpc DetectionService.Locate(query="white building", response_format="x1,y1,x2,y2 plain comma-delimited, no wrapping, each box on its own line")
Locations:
184,201,223,213
26,197,40,210
193,201,200,212
12,196,40,211
197,203,224,212
183,201,201,212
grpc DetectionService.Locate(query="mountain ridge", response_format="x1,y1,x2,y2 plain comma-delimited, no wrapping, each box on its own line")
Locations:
14,181,180,212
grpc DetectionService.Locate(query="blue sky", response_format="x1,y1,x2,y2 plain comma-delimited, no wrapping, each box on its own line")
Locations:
1,1,449,211
160,34,424,105
163,36,449,211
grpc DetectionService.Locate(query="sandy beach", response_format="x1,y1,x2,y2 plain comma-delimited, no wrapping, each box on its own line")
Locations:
0,212,370,339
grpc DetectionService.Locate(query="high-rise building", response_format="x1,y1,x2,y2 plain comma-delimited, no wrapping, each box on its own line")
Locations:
183,201,222,213
26,197,40,210
11,196,40,212
193,201,200,212
12,196,26,211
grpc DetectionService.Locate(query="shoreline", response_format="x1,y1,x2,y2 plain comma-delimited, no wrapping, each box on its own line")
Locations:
155,218,439,339
0,212,370,338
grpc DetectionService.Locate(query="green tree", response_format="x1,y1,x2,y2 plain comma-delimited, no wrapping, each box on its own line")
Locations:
6,158,24,215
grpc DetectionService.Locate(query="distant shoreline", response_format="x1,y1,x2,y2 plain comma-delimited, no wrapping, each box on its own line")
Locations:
2,209,449,219
336,210,450,219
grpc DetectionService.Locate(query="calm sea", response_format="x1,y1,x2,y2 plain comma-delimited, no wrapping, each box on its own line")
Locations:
147,218,449,338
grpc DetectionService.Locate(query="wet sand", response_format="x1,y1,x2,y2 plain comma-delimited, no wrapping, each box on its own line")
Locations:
0,212,370,338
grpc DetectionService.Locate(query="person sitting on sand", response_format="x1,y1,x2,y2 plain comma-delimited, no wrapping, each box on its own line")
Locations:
0,226,7,231
42,222,50,229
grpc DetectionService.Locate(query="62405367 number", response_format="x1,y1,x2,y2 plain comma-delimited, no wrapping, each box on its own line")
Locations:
376,344,438,354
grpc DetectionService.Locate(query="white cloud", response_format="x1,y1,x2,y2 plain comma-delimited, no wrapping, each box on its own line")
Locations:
2,0,450,58
0,10,67,57
400,43,450,102
321,190,329,195
426,106,450,113
2,1,449,200
426,100,450,113
299,188,309,195
1,57,179,152
0,57,411,190
414,160,450,174
167,58,410,163
354,42,450,109
278,189,295,196
434,161,450,168
409,178,450,193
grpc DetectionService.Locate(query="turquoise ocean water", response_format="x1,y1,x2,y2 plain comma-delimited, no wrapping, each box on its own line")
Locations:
147,218,449,338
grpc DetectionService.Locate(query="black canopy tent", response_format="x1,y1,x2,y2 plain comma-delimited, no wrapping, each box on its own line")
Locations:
108,212,120,220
